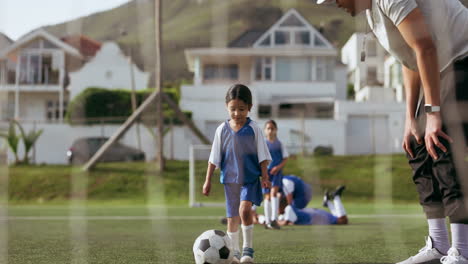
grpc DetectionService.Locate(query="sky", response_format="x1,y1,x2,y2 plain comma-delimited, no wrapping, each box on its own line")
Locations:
0,0,132,40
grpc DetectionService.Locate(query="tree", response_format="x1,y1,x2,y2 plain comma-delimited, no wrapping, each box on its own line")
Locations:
14,120,43,164
0,120,43,165
0,121,21,164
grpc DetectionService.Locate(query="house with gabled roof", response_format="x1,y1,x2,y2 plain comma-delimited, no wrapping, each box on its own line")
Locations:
0,33,13,51
0,29,95,123
0,29,149,124
181,9,348,149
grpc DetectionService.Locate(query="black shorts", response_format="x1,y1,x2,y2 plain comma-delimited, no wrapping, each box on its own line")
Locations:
408,56,468,223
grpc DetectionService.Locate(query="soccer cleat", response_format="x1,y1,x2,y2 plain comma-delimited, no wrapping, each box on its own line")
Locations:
333,185,346,198
231,250,241,264
395,236,445,264
240,247,254,263
269,220,281,230
441,248,468,264
322,190,331,208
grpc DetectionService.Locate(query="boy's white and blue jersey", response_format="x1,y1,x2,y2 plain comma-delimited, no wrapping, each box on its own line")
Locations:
282,175,312,209
284,205,337,225
209,118,272,184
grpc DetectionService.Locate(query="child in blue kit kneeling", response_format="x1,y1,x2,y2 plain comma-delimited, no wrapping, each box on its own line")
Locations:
203,84,271,264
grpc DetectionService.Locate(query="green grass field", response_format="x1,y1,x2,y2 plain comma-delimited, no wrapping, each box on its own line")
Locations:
3,202,430,264
1,155,435,263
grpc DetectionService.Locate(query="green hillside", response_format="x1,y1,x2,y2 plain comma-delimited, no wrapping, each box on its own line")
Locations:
44,0,468,82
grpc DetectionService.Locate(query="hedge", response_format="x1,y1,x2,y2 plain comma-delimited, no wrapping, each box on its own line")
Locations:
66,87,191,125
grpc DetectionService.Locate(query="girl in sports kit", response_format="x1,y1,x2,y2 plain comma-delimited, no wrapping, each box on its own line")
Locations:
262,120,289,230
203,84,271,264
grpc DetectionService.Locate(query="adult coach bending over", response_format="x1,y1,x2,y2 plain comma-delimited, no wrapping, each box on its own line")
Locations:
317,0,468,263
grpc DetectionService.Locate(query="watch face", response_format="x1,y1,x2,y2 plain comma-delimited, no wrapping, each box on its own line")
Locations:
424,105,431,113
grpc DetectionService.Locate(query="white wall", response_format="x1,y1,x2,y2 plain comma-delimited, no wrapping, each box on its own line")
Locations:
335,100,405,154
2,122,204,164
355,86,396,103
68,42,150,100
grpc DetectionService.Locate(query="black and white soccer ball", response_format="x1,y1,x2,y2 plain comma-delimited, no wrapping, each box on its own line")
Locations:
193,230,233,264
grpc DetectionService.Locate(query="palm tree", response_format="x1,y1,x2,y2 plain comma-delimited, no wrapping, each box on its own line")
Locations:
14,120,43,164
0,121,21,164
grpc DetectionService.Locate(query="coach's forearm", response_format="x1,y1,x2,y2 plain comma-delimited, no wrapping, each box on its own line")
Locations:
414,44,441,107
402,65,421,119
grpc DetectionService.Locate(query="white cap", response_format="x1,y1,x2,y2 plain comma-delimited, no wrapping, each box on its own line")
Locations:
317,0,335,4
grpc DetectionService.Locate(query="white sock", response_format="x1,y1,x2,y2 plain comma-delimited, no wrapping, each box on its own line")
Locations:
427,219,449,254
263,199,271,224
333,196,346,217
271,196,279,221
227,230,240,253
327,201,337,217
241,224,254,249
451,223,468,257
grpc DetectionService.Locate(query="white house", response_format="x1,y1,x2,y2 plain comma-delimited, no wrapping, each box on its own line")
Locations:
0,29,99,123
339,33,407,154
384,56,404,102
0,29,150,124
68,42,150,100
341,33,397,103
0,33,12,51
181,9,348,153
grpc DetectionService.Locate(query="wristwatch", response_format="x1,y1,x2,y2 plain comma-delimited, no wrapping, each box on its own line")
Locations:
424,104,441,113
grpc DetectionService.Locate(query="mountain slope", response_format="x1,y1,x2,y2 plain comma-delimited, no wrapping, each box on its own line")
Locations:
44,0,468,82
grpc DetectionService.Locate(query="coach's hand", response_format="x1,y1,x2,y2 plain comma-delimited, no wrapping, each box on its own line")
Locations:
403,117,422,158
425,112,453,160
202,181,211,196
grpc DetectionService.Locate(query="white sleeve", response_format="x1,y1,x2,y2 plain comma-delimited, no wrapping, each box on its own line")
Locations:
284,205,297,223
208,124,223,168
280,141,289,159
379,0,418,26
282,178,295,196
251,122,272,164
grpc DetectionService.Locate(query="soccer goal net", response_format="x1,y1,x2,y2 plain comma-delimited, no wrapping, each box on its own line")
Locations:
189,144,225,207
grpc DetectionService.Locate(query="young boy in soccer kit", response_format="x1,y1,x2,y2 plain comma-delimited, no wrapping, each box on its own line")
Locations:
281,175,312,210
278,186,348,226
262,120,289,230
203,84,271,264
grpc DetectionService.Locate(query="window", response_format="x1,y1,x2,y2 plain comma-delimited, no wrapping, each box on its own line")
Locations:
258,105,272,118
259,35,271,46
367,66,377,83
17,53,60,85
254,57,272,81
106,70,113,80
46,100,67,121
314,36,326,47
274,31,291,45
315,57,327,81
294,31,310,45
203,64,239,81
367,40,377,57
276,57,311,81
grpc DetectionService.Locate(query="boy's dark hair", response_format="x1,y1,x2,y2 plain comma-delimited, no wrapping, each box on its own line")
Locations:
225,84,252,105
265,120,278,129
